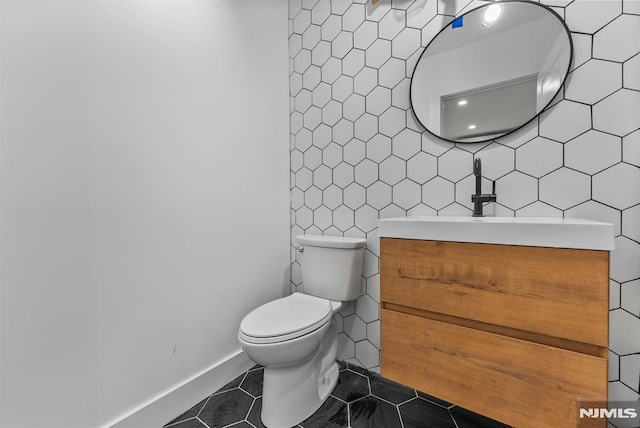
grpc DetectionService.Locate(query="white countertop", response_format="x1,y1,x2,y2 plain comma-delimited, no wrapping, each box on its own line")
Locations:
378,216,615,251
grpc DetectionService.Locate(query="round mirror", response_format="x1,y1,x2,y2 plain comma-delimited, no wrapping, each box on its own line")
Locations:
410,0,572,143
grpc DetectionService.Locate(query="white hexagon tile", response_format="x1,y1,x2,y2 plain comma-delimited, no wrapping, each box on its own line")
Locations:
288,0,640,403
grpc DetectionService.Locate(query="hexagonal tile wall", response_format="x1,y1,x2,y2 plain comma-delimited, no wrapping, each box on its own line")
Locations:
289,0,640,406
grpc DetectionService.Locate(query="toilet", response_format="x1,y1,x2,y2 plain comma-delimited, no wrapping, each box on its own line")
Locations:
238,235,366,428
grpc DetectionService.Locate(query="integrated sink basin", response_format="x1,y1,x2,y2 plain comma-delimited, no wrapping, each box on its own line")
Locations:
378,216,615,250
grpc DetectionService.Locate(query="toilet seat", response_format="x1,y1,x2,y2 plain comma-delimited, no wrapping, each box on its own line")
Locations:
239,293,333,344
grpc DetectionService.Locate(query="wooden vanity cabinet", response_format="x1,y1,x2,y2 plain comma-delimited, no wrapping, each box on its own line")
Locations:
380,238,609,428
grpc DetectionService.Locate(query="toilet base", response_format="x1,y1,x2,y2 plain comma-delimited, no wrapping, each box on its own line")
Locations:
260,319,339,428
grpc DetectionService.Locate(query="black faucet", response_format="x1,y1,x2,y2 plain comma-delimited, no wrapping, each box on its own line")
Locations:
471,158,497,217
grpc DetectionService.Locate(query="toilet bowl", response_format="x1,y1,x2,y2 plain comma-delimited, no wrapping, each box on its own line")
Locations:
239,293,342,427
238,235,366,428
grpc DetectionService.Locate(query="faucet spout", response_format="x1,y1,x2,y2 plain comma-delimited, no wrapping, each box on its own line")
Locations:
471,157,497,217
474,158,482,195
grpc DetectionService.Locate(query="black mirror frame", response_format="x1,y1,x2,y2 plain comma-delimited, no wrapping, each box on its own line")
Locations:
409,0,574,144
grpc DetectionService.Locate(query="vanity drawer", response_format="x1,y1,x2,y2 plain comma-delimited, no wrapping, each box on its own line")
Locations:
381,309,607,428
380,238,609,347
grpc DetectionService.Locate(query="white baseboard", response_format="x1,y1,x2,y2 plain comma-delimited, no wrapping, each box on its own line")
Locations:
105,350,253,428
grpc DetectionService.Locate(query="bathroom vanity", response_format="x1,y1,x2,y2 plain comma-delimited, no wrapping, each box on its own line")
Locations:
378,216,614,428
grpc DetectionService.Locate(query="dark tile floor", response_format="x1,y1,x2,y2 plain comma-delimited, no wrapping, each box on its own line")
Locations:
163,361,509,428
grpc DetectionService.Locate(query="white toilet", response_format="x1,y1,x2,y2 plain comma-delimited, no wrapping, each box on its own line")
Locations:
238,235,366,428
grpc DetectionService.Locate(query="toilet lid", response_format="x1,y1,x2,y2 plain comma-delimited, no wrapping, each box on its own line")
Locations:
240,293,332,341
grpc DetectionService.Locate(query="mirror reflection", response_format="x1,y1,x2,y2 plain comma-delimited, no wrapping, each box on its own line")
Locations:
410,1,572,143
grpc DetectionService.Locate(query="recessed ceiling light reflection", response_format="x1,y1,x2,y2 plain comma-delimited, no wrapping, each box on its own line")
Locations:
458,100,468,106
482,4,502,27
468,124,477,130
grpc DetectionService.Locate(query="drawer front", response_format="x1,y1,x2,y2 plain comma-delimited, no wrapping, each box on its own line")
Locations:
380,238,609,347
381,309,607,428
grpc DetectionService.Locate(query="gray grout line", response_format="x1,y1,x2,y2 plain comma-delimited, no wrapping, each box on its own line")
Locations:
197,416,210,428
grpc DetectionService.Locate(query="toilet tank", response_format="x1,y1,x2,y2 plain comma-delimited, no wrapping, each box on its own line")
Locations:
295,235,366,301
